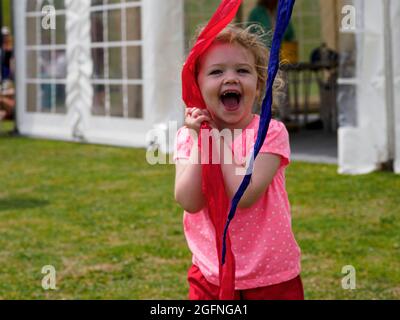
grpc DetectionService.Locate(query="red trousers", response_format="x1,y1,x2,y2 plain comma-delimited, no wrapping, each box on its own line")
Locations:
188,264,304,300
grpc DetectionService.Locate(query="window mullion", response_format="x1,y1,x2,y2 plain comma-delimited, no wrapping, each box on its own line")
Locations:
51,26,56,113
35,12,41,112
103,0,111,117
121,0,128,118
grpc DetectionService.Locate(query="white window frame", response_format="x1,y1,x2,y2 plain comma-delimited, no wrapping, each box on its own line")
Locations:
25,0,67,114
14,0,184,149
89,0,144,119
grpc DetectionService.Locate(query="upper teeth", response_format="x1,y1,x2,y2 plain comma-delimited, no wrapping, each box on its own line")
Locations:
223,91,239,96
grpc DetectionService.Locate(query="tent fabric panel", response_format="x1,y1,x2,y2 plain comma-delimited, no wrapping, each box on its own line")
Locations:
65,0,93,140
391,0,400,173
338,0,391,174
142,0,184,154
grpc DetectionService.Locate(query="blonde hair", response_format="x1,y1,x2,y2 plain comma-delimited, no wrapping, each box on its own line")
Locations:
191,23,285,113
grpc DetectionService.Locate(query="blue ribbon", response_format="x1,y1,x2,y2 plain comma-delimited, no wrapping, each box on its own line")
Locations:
222,0,296,265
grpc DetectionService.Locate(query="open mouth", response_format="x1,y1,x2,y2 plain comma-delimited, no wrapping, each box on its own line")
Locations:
220,91,242,111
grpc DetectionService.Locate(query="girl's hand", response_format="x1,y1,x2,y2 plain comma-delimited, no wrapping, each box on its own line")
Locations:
185,108,217,136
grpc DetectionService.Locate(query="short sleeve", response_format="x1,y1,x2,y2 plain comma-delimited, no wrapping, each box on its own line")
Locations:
173,126,194,162
259,120,290,168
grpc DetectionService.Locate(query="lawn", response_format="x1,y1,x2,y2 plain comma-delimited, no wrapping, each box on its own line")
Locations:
0,120,399,299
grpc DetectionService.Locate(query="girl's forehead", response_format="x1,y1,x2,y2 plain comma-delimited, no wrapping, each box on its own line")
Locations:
199,42,255,67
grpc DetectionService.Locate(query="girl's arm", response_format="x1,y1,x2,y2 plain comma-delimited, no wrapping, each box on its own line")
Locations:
218,134,281,209
174,108,211,213
174,138,205,213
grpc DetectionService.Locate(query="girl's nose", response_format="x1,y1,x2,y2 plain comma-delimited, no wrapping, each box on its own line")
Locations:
223,77,239,85
223,69,239,85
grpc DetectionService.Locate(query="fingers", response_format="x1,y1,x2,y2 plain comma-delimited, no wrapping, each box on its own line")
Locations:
185,108,210,125
195,115,211,124
186,107,211,119
185,107,215,133
185,108,195,117
191,108,204,119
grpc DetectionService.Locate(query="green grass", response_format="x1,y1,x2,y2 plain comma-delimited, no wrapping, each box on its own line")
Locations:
0,120,14,134
0,125,399,299
2,0,11,30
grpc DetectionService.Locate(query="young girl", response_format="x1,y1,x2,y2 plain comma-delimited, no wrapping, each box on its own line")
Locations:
174,25,303,300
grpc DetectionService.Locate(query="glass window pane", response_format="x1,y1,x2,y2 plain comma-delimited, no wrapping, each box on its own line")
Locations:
110,85,123,117
56,15,66,44
42,0,53,7
26,84,37,112
108,9,122,42
339,33,356,78
55,85,66,114
39,51,52,79
92,48,105,78
53,50,67,79
127,46,141,79
26,50,38,78
126,7,141,41
338,84,357,127
91,11,104,43
54,0,65,9
26,17,37,46
41,26,52,45
40,83,53,112
26,0,37,12
91,0,104,5
128,85,142,118
108,47,122,79
92,85,106,116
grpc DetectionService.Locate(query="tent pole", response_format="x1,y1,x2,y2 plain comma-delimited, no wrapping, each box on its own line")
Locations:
383,0,395,169
319,0,339,51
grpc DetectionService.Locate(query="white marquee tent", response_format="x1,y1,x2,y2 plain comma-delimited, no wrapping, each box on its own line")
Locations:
337,0,400,174
12,0,400,174
13,0,184,153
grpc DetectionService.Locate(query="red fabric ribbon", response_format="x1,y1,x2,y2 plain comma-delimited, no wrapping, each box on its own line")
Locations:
182,0,242,110
182,0,242,300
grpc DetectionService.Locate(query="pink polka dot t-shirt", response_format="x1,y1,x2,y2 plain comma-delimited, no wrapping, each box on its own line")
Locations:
174,114,301,290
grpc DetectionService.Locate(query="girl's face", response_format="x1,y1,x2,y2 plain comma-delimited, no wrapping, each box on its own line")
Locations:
197,42,260,131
